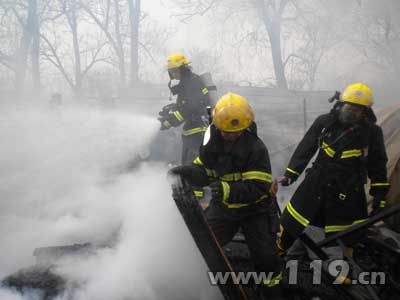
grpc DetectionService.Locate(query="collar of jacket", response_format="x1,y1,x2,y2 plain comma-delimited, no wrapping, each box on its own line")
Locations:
171,71,196,95
203,125,257,155
179,70,195,82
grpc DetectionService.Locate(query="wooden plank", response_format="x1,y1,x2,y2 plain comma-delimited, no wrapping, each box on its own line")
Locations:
171,177,249,300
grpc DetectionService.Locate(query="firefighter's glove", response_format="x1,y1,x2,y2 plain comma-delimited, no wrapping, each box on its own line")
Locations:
168,165,210,186
280,169,299,186
279,176,294,187
158,117,171,130
208,181,224,202
371,198,386,216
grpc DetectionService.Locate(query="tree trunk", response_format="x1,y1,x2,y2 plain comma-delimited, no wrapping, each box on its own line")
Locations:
114,0,126,86
68,1,82,97
128,0,140,86
31,0,41,95
15,32,31,95
254,0,288,90
15,1,36,95
266,19,288,89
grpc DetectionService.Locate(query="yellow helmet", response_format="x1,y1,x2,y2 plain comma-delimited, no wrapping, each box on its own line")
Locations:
166,53,190,69
341,83,373,107
213,93,254,132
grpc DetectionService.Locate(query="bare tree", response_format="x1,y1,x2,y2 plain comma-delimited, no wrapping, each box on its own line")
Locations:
80,0,142,87
80,0,128,86
41,0,107,97
283,0,340,90
172,0,291,89
128,0,140,86
30,0,40,92
0,3,19,73
252,0,289,89
175,0,344,89
136,14,174,81
352,1,400,80
14,1,34,93
1,0,40,94
0,0,55,95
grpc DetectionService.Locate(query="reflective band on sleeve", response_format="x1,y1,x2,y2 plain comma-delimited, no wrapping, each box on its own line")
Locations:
286,167,300,176
221,182,230,202
193,156,203,165
325,219,367,233
380,201,386,208
286,202,310,227
173,111,184,122
205,168,218,178
371,182,390,187
322,142,335,158
194,190,204,198
202,87,209,95
193,157,218,177
341,149,362,159
242,171,272,183
182,126,208,136
263,272,283,287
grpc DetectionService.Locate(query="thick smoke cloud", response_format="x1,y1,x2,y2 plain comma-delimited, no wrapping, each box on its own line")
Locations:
0,106,221,300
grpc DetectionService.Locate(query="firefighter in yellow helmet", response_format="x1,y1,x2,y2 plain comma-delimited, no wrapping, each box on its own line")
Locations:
279,83,390,252
158,53,211,164
170,93,282,297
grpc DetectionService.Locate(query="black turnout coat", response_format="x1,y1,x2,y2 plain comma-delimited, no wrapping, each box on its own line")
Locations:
281,109,390,236
193,123,276,220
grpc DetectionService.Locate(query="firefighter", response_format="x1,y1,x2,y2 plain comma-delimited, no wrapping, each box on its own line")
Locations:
158,53,211,164
279,83,390,251
170,93,282,298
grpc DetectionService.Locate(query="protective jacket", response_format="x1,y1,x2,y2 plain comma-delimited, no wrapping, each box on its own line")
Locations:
165,71,210,135
281,109,390,237
193,123,275,219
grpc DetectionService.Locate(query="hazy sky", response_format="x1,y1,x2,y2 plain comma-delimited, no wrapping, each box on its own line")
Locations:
142,0,208,51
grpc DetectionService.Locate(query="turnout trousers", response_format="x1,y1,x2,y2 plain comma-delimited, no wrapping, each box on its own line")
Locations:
205,202,282,292
181,131,204,165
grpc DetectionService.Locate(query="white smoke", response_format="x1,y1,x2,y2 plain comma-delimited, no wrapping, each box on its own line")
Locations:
0,288,26,300
0,105,221,300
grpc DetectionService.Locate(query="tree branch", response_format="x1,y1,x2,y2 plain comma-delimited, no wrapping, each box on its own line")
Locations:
171,0,219,23
0,59,13,70
0,50,14,70
40,33,74,88
105,0,111,31
283,53,306,67
279,0,290,16
11,6,25,27
81,43,107,77
138,41,157,65
80,3,120,56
